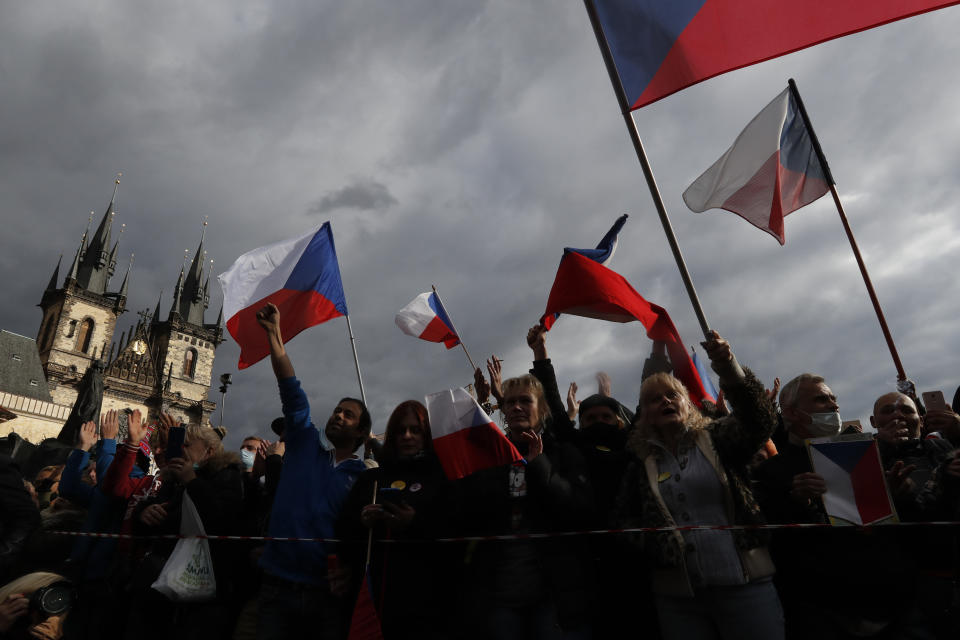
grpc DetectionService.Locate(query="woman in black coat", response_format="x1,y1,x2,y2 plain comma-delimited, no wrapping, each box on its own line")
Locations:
338,400,452,639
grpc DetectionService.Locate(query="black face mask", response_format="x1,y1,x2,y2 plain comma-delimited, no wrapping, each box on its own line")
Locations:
582,423,623,448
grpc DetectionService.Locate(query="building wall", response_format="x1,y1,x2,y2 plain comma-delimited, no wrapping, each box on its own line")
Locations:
46,297,118,372
163,330,215,403
0,391,71,442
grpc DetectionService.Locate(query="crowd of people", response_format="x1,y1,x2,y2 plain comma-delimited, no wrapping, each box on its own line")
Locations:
1,301,959,639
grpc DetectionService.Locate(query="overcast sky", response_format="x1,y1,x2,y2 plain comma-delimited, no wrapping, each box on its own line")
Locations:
2,2,959,448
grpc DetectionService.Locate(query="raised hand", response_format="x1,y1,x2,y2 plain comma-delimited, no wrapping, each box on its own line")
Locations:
78,421,97,452
101,409,120,440
256,302,281,335
566,382,580,420
701,330,732,364
521,430,543,461
126,409,146,445
765,377,781,404
474,367,491,404
266,440,286,458
924,409,960,440
885,461,917,496
596,371,612,397
486,355,504,404
526,325,547,360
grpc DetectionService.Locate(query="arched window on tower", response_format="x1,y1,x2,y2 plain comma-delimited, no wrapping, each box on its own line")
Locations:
183,348,197,378
75,318,94,353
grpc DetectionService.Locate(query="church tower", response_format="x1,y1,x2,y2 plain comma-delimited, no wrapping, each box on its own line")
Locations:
146,221,224,423
37,176,128,405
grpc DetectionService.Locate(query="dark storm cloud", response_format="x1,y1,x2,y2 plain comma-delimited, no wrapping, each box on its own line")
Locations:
308,180,397,215
2,1,960,449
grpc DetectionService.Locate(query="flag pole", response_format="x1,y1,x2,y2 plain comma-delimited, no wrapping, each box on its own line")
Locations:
583,0,711,338
431,285,479,375
344,314,368,405
787,78,907,382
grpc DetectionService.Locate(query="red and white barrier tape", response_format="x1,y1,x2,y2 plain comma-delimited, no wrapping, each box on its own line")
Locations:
48,519,960,543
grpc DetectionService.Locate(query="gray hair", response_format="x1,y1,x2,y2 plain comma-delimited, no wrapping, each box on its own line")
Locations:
779,373,825,409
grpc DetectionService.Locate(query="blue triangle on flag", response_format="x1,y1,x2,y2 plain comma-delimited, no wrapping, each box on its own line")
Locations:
811,440,872,474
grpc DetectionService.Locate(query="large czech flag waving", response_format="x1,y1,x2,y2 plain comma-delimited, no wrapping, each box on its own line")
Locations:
218,223,348,369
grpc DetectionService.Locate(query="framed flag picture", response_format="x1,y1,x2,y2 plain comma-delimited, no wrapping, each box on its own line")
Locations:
806,433,899,526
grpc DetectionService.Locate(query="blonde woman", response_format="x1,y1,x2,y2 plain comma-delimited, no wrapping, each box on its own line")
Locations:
616,331,783,640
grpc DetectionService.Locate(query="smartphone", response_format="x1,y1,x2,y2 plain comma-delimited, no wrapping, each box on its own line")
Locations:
377,487,403,505
841,419,863,433
166,426,186,460
922,390,948,413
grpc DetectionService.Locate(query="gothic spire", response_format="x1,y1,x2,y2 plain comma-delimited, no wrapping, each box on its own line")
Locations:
76,175,122,295
152,290,163,325
176,219,211,326
169,264,185,321
46,255,62,291
116,254,132,306
65,227,87,283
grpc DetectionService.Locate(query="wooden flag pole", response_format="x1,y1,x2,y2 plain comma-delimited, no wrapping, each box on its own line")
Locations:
788,78,907,382
431,285,479,376
583,0,711,339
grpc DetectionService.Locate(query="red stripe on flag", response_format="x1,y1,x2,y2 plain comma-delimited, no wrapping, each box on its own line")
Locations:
226,288,345,369
851,444,896,525
433,423,523,480
635,0,960,108
541,252,710,407
419,316,459,349
347,572,383,640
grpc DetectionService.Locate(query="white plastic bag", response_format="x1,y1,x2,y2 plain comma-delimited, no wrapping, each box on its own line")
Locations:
150,492,217,602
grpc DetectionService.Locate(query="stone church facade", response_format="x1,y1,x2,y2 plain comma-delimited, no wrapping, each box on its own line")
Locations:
0,178,223,442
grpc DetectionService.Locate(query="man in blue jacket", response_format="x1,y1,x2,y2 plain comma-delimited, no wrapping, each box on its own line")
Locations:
254,302,371,640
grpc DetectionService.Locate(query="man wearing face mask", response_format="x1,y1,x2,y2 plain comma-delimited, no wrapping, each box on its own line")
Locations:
754,375,925,638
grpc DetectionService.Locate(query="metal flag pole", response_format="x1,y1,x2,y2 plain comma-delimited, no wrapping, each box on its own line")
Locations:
431,285,479,375
788,78,907,382
344,314,368,406
583,0,711,338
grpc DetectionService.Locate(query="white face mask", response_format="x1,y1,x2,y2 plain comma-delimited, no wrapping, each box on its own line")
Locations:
804,411,842,437
240,448,256,470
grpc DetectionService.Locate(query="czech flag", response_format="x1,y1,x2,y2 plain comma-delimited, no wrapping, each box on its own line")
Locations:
394,292,460,349
543,214,628,330
683,87,830,244
591,0,960,109
539,251,710,407
425,387,523,480
218,223,348,369
808,435,897,526
690,348,719,403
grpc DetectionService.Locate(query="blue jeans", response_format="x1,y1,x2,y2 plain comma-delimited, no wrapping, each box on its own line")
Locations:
256,575,345,640
656,579,784,640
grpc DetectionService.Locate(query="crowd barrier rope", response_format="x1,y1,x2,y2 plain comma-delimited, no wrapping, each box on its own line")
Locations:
48,519,960,543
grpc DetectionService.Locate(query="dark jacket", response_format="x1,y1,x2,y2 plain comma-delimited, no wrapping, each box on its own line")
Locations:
0,454,40,582
131,456,245,599
452,427,595,631
754,436,917,627
337,453,452,638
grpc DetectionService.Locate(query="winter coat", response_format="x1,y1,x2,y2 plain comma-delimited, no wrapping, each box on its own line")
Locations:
616,367,777,597
337,453,453,638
